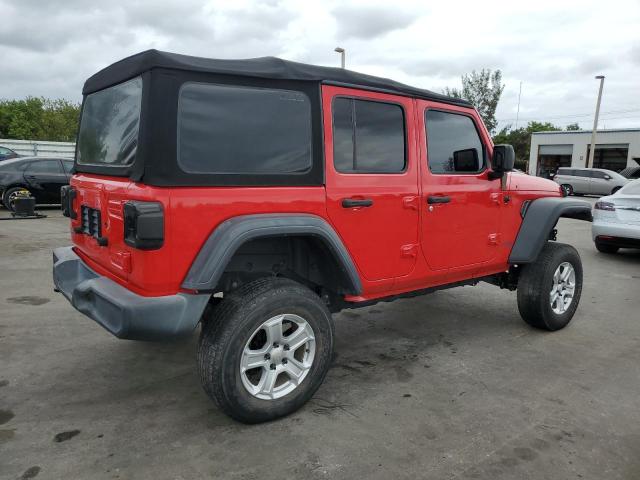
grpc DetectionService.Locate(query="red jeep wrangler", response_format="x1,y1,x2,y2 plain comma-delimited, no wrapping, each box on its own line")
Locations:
53,50,592,423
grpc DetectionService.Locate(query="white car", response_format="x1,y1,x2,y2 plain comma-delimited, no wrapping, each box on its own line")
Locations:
592,179,640,253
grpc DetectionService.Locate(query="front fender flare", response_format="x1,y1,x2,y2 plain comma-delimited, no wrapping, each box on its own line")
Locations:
181,214,362,295
509,197,592,264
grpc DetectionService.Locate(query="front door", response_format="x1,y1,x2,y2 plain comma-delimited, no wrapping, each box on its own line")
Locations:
323,86,419,282
417,102,501,271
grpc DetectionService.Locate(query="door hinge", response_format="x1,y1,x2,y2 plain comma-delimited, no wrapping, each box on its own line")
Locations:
487,233,501,246
400,244,418,258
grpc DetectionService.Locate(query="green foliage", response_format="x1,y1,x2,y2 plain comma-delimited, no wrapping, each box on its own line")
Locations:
492,121,563,169
565,122,581,131
444,69,505,134
0,97,80,142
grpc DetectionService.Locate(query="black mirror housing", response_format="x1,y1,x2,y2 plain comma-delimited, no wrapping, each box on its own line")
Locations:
490,144,515,178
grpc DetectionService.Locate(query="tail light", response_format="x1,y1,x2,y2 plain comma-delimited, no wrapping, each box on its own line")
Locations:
123,201,164,250
594,201,615,211
60,185,77,219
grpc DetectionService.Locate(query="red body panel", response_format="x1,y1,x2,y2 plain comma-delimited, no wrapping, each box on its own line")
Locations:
69,87,561,303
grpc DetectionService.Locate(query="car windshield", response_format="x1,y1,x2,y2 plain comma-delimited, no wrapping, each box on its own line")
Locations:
77,77,142,166
618,180,640,195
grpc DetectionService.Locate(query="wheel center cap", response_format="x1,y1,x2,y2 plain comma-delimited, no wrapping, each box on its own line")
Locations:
270,347,284,364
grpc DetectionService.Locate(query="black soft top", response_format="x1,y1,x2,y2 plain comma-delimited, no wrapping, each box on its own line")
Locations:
83,49,471,107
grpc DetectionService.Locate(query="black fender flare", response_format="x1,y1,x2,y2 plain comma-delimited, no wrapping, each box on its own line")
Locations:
509,197,592,264
181,214,362,295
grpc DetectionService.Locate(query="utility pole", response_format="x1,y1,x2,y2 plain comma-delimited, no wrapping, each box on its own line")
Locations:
334,47,345,69
586,75,605,168
515,81,522,129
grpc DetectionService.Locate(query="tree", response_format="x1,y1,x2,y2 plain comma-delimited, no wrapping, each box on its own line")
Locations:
444,69,505,134
565,123,581,131
492,121,562,170
0,97,80,142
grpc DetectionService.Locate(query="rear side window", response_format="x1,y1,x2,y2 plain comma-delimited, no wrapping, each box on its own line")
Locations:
25,160,63,174
77,77,142,166
332,97,406,173
178,83,312,175
425,110,485,174
62,160,73,173
557,168,569,175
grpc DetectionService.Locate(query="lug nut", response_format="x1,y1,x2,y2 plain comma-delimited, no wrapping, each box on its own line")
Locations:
264,353,271,360
283,344,290,351
282,358,288,364
273,342,279,348
270,363,276,370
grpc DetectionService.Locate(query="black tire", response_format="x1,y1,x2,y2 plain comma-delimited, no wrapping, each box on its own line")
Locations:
2,186,30,212
517,242,583,331
595,241,619,254
197,277,334,423
560,184,573,196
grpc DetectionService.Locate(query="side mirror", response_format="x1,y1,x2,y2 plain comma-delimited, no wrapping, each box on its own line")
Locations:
490,144,515,179
604,175,611,180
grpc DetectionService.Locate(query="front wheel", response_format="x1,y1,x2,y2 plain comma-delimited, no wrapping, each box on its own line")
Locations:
197,277,334,423
2,186,31,211
517,242,583,331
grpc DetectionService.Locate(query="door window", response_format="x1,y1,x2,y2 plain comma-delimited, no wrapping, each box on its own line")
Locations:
425,110,485,174
332,97,405,173
25,160,63,174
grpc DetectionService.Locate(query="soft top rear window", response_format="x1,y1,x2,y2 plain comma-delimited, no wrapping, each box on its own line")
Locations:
77,76,142,166
177,83,312,175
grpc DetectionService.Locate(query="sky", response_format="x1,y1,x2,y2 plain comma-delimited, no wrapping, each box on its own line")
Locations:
1,0,639,132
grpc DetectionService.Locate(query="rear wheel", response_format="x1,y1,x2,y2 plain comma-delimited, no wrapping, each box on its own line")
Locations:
595,240,619,254
560,184,573,196
2,186,31,211
197,277,334,423
517,242,583,331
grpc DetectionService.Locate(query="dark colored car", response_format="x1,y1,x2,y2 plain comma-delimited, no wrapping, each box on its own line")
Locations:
620,163,640,180
53,50,592,424
0,156,73,210
0,146,20,161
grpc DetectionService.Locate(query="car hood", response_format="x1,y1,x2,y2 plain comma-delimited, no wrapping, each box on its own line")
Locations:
507,171,561,193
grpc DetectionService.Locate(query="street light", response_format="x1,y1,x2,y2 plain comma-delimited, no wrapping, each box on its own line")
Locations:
334,47,345,69
586,75,605,168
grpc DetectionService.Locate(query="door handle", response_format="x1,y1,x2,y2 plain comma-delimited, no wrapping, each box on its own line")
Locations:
427,195,451,204
342,198,374,208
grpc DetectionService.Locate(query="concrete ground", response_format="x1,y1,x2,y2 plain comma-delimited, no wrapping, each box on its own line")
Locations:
1,200,639,480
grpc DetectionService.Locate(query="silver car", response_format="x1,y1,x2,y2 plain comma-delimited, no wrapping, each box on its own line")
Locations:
554,167,628,196
592,179,640,253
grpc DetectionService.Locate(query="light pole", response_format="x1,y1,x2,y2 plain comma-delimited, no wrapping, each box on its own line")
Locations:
586,75,605,168
515,81,523,129
334,47,345,69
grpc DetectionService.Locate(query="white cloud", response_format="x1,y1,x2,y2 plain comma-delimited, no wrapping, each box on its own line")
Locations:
0,0,639,129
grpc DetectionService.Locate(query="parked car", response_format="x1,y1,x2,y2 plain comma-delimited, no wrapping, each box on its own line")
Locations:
0,146,20,161
619,164,640,180
52,50,592,423
0,156,73,210
554,167,628,196
592,179,640,253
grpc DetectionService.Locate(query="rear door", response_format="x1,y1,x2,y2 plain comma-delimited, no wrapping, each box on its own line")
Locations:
322,85,419,283
23,159,67,203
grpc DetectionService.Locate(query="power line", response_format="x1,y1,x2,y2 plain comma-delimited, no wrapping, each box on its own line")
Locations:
498,107,640,122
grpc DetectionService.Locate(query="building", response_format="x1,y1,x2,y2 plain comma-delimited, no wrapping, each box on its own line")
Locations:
528,129,640,178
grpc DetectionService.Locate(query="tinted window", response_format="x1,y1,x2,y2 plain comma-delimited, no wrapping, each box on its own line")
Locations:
26,160,63,174
577,170,591,178
591,171,607,179
557,168,569,175
0,147,10,154
425,110,484,174
178,83,312,175
77,77,142,166
332,97,405,173
62,160,74,173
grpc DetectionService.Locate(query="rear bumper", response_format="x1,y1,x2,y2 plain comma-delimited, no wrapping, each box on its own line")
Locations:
592,222,640,244
52,246,210,340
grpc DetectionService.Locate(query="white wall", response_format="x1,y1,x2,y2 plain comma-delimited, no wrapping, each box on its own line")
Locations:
528,129,640,175
0,138,75,159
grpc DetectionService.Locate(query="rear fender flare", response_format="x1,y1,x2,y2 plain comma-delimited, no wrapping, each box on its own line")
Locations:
181,214,362,295
509,197,592,264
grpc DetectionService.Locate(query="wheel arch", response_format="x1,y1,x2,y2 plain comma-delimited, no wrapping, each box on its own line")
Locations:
182,214,362,296
509,197,592,264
